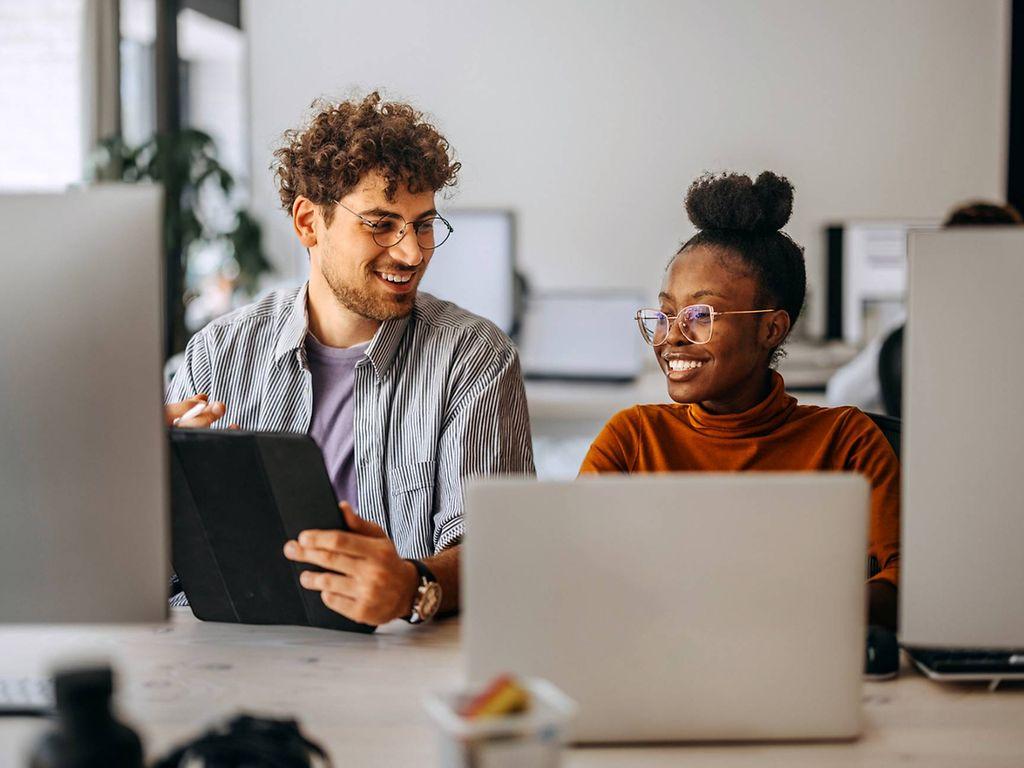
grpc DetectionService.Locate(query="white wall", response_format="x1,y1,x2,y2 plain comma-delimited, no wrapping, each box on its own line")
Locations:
244,0,1008,337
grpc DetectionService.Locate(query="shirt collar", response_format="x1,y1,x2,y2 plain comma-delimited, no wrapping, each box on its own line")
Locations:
274,282,411,380
274,283,311,364
363,310,411,381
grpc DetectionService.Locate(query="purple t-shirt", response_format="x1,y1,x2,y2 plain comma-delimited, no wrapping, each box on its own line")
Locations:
305,333,368,512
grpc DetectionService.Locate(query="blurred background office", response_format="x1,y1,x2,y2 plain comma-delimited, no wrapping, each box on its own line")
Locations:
2,0,1020,477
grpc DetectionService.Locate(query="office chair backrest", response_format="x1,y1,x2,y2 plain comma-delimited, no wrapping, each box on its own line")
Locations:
865,412,900,459
878,324,904,418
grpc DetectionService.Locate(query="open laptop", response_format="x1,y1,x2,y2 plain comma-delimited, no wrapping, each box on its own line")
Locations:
899,229,1024,686
464,474,869,743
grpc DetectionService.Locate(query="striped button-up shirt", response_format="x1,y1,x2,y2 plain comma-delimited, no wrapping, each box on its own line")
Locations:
167,283,535,558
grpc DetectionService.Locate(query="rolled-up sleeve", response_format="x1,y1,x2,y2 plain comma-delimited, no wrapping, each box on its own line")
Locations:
432,346,535,552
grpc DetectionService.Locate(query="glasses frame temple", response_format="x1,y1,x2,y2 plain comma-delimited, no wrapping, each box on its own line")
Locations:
710,309,778,318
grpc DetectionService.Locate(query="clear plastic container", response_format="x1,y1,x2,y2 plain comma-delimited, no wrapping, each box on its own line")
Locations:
423,677,576,768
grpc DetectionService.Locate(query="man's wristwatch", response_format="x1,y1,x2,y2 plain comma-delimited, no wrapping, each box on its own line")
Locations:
405,559,442,624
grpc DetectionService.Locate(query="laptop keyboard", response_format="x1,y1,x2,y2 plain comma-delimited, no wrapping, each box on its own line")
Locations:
906,648,1024,675
0,676,55,715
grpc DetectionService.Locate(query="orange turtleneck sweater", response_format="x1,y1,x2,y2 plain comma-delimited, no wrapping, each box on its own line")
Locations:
579,372,900,588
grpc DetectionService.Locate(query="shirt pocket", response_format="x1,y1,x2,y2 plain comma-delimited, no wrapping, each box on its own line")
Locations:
389,460,436,494
387,460,437,557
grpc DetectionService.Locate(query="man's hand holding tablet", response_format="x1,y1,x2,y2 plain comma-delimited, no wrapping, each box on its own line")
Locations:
284,502,421,626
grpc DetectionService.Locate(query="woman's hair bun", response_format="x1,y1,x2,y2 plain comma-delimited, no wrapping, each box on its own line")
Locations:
684,171,794,233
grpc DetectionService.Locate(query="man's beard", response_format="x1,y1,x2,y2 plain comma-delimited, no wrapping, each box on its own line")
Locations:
321,259,415,323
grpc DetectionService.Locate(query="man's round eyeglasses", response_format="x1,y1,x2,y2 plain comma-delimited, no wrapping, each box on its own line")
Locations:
333,200,453,251
635,305,778,346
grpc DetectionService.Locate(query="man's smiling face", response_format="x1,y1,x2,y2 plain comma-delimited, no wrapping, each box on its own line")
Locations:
313,170,438,322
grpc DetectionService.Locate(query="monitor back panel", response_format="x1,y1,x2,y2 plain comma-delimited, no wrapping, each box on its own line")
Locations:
0,186,168,622
465,475,868,743
901,229,1024,648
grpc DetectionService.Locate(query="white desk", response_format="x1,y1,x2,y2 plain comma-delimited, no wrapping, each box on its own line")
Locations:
3,611,1023,767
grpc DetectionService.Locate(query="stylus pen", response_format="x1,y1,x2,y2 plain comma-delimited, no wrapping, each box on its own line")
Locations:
173,401,208,427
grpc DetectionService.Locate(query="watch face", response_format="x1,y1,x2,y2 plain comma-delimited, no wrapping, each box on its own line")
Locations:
418,582,442,620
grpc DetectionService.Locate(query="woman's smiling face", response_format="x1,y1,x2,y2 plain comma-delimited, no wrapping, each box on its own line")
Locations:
656,246,790,413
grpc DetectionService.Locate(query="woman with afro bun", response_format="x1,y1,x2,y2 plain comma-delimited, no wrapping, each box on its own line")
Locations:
580,171,900,630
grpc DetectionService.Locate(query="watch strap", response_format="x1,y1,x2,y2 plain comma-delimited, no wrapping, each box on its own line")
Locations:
404,559,439,624
407,558,437,585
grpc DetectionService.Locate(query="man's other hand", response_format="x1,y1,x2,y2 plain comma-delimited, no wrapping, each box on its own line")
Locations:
164,394,228,428
283,502,419,626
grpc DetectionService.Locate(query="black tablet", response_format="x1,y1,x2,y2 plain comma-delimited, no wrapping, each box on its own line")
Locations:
168,428,374,633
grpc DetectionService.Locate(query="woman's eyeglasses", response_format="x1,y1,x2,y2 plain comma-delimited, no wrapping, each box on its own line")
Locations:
333,201,453,251
635,305,777,346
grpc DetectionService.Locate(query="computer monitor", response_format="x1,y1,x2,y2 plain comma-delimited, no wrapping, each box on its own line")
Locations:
900,228,1024,648
0,185,169,623
418,209,517,336
825,220,939,343
518,290,646,382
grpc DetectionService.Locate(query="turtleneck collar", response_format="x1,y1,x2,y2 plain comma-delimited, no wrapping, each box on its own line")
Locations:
685,371,797,439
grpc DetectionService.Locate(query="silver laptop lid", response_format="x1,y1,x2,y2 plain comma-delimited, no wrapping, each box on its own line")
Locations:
465,474,868,742
901,229,1024,649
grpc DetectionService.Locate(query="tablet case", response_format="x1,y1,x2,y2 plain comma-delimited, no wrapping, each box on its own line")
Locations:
168,429,375,633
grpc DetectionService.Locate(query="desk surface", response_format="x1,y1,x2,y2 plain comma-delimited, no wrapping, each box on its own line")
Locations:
2,610,1023,767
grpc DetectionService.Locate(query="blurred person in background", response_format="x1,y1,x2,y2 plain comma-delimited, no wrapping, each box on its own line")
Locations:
826,201,1023,414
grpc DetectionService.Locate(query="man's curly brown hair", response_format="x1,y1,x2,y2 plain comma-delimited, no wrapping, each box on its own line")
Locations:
272,92,460,225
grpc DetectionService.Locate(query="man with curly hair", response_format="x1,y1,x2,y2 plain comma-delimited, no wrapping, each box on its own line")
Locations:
165,93,534,627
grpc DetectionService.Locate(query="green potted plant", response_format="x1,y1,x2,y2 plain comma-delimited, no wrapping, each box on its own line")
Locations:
91,129,272,354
